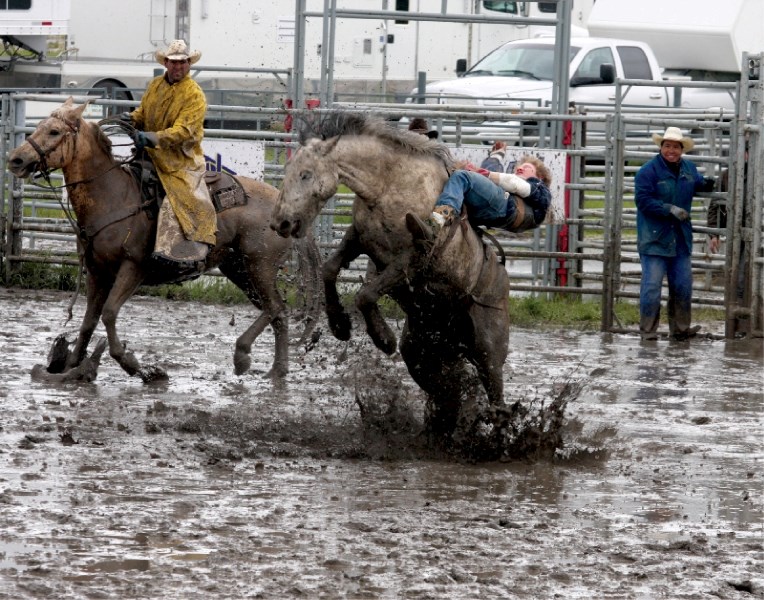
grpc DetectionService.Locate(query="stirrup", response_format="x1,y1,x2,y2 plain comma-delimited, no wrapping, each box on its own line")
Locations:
151,251,205,273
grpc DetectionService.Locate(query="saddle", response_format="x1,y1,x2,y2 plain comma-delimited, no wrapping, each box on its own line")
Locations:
125,160,250,216
204,170,250,212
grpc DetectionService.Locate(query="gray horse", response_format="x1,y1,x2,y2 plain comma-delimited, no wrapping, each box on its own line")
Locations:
271,112,509,431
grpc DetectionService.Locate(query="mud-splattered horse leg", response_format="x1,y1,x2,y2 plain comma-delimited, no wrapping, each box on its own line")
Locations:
99,262,164,381
322,227,362,342
323,226,403,355
353,256,410,355
219,252,289,379
64,270,109,370
231,275,289,379
469,303,509,405
398,322,464,436
232,309,288,378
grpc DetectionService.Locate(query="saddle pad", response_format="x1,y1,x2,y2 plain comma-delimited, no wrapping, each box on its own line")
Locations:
205,171,249,213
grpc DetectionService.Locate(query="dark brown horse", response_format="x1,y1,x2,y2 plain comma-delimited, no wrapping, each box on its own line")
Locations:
270,113,510,431
9,98,321,383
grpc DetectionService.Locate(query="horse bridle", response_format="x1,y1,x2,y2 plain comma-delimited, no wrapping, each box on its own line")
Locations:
27,114,127,190
25,114,80,181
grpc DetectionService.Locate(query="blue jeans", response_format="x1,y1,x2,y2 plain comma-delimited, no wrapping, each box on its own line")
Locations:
436,170,515,228
639,250,693,338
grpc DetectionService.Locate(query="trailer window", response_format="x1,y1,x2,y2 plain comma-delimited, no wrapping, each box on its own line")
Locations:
618,46,653,80
483,1,519,14
395,0,408,24
1,0,32,8
538,2,559,12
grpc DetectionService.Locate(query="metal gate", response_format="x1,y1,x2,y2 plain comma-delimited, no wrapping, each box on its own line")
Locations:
600,52,763,337
2,63,762,337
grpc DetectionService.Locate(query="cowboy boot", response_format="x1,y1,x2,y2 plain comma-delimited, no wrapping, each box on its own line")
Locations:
428,205,456,233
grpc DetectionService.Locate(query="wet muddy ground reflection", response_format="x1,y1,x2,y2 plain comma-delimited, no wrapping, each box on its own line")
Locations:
0,288,762,599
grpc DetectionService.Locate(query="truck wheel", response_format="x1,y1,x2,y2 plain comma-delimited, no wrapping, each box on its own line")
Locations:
88,80,133,116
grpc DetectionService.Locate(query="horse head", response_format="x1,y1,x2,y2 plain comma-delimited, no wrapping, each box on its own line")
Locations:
9,97,93,179
270,136,341,238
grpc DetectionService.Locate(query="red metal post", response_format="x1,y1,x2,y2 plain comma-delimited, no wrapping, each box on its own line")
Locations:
556,119,573,288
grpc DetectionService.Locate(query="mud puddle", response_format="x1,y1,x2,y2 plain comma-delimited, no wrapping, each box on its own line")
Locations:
0,287,762,599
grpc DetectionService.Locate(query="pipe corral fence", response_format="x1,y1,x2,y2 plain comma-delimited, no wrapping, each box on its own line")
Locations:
1,56,762,338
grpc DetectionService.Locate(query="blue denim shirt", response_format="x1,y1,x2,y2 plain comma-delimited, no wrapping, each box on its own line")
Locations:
634,153,711,257
524,177,551,225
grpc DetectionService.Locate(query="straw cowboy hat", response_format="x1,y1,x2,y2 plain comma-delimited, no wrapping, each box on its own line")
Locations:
408,117,439,139
652,126,694,152
155,40,202,65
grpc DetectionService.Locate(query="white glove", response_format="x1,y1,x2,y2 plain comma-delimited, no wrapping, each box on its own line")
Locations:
496,173,531,198
669,205,689,221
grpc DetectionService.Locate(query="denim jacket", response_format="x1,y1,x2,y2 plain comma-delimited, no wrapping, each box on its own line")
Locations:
634,153,712,256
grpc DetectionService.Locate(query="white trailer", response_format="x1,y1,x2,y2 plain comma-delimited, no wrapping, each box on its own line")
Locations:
586,0,764,81
2,0,595,102
0,0,68,55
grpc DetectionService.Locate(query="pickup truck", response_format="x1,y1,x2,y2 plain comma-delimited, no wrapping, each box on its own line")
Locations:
407,36,735,139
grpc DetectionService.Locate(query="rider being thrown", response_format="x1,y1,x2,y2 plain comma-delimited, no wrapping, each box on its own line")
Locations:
120,39,217,270
407,138,552,237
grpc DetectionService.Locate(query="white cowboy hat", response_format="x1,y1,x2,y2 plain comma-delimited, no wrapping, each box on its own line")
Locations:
652,126,694,152
155,40,201,66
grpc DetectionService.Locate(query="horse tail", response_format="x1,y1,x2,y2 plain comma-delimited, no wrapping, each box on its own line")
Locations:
291,232,324,345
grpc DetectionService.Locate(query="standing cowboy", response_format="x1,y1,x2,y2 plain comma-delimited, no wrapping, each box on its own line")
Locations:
635,127,715,341
122,39,216,269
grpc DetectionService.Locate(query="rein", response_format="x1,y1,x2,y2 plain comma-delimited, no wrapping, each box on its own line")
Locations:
26,117,135,190
28,116,139,229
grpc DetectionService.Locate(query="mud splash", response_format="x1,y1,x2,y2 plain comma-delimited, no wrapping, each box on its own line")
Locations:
0,287,761,599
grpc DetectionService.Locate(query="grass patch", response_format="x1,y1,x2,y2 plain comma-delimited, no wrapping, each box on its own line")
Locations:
509,295,609,329
3,263,726,328
136,277,249,305
508,295,724,329
7,261,80,291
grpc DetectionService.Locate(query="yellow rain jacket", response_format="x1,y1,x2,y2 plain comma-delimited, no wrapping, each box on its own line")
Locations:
131,74,217,246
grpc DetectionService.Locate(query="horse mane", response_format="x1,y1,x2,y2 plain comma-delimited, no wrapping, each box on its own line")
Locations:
88,121,116,159
297,111,454,169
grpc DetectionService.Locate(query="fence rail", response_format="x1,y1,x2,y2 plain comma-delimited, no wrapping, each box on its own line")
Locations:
2,64,762,337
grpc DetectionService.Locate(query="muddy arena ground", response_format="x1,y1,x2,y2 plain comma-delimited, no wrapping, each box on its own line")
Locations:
0,287,762,599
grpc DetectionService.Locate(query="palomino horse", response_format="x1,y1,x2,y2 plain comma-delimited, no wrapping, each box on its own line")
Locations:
9,98,321,383
270,112,510,424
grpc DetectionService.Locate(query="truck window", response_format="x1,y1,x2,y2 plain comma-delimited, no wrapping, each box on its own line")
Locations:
482,1,520,14
467,43,571,80
538,2,559,12
617,46,653,80
573,47,615,80
1,0,32,8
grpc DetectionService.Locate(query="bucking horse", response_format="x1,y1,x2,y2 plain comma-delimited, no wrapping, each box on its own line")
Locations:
270,112,510,434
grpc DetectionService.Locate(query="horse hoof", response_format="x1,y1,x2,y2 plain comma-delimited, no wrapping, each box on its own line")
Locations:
138,366,169,384
328,311,352,341
372,334,397,356
31,359,100,383
46,334,72,373
233,352,251,376
31,364,53,381
264,365,288,380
